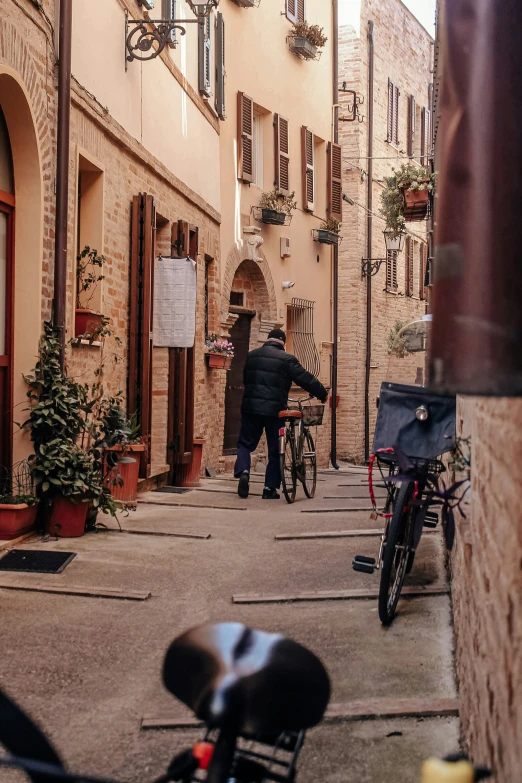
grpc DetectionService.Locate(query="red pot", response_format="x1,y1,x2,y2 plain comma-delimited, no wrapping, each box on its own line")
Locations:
206,353,233,370
174,440,206,488
75,309,103,338
0,503,38,540
47,496,88,538
403,185,429,221
104,444,145,506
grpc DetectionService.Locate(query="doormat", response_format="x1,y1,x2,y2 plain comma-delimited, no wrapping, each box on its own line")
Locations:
0,550,77,574
153,487,192,494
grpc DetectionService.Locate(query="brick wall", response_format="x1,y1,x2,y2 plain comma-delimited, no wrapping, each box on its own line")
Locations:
337,0,432,462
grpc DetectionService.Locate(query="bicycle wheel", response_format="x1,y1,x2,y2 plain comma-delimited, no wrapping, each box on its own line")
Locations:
280,428,297,504
378,481,416,625
301,429,317,499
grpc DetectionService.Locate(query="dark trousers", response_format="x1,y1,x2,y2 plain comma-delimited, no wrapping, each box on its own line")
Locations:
234,414,281,489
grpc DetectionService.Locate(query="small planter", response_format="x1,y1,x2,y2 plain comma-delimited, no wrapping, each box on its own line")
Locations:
403,186,430,221
75,309,103,338
176,439,206,488
288,37,318,60
314,229,340,246
259,208,286,226
0,503,38,540
47,496,88,538
104,444,146,507
206,353,233,370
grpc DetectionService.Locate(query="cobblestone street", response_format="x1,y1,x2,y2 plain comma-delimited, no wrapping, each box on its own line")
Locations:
1,467,458,782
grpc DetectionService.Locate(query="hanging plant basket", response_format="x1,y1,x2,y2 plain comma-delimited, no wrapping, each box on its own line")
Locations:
287,36,320,60
313,229,341,246
206,353,233,370
403,185,430,222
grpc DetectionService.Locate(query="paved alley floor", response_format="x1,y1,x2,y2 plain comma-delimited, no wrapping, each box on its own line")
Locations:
0,466,459,783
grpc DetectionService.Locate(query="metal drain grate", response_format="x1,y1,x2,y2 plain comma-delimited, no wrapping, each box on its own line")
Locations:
153,487,192,494
0,550,77,574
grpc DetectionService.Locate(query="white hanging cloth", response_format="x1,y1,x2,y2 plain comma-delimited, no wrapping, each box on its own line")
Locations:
153,256,197,348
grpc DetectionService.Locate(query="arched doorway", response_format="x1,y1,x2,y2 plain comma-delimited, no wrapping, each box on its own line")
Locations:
0,106,14,470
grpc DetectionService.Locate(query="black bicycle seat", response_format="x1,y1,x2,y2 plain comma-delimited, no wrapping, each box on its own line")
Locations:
163,623,330,736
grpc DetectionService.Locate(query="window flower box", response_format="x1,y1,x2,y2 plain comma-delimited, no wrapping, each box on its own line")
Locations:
259,208,286,226
314,229,340,246
403,184,430,222
231,0,258,6
206,353,233,370
288,36,318,60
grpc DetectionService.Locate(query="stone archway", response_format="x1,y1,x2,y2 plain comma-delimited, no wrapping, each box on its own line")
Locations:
0,42,45,462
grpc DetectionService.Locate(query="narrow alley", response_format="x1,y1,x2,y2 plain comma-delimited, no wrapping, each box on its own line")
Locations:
1,467,457,782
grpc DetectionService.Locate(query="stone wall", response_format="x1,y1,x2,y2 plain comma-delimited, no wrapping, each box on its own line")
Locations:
337,0,433,462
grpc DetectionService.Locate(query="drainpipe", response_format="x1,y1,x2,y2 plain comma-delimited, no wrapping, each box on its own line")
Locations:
330,0,340,470
53,0,73,370
364,20,374,463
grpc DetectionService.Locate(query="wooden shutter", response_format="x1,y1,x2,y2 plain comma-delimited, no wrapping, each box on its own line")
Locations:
421,106,431,165
407,95,416,157
327,142,343,221
215,12,225,120
393,84,400,145
237,92,254,183
302,126,315,212
163,0,176,46
286,0,297,23
405,236,414,296
198,17,211,97
387,79,394,142
168,222,198,480
129,193,156,478
274,114,290,195
420,243,428,300
297,0,306,22
386,250,398,292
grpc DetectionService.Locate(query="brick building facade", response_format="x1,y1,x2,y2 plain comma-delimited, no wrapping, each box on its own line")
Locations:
337,0,432,462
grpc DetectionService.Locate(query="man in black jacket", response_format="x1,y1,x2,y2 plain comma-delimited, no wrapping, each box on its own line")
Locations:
234,329,328,500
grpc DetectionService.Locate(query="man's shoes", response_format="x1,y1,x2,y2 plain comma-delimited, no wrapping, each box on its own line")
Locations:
262,487,280,500
237,471,250,499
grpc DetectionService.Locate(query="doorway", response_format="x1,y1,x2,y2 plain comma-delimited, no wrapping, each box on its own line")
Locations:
0,106,14,471
223,314,252,454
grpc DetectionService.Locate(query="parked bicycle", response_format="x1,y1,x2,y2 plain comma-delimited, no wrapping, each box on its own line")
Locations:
278,394,326,504
352,319,456,625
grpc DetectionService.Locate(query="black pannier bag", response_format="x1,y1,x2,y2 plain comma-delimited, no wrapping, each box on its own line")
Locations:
372,382,456,461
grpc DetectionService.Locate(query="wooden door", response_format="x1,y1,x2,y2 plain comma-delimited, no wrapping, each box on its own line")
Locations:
223,315,252,454
0,193,14,471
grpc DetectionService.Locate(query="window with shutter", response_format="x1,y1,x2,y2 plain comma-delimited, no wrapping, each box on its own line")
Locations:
162,0,176,46
327,142,343,221
405,236,414,296
198,17,211,97
387,79,400,146
274,114,290,195
420,243,428,299
215,12,225,120
237,92,254,183
297,0,306,22
286,0,297,23
421,107,431,165
407,95,416,157
386,250,398,292
302,126,315,212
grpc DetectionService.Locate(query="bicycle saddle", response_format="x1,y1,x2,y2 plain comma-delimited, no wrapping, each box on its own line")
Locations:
163,623,330,736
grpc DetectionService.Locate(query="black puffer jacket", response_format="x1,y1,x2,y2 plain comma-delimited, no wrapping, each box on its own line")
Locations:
241,341,328,417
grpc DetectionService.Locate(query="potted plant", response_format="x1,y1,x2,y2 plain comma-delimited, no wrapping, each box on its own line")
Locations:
0,494,39,540
258,189,298,225
176,436,206,488
380,163,436,232
75,246,105,338
316,217,342,245
22,322,122,538
288,22,328,60
205,334,234,369
101,402,145,506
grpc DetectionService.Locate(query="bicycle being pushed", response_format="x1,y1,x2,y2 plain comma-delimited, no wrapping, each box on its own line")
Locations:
278,394,326,504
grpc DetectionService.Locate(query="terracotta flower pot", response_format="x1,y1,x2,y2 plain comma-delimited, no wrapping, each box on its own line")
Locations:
75,309,104,338
206,353,233,370
47,496,88,538
104,444,146,506
402,185,430,221
0,503,38,540
175,440,206,488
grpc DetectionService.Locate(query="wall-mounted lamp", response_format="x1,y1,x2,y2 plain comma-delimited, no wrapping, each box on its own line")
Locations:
282,281,296,289
126,0,220,64
361,229,405,277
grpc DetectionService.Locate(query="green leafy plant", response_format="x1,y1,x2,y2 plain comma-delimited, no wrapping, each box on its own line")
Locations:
291,22,328,48
387,320,409,358
76,246,105,310
0,494,39,506
260,189,298,216
448,436,471,473
380,163,436,235
320,216,342,234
